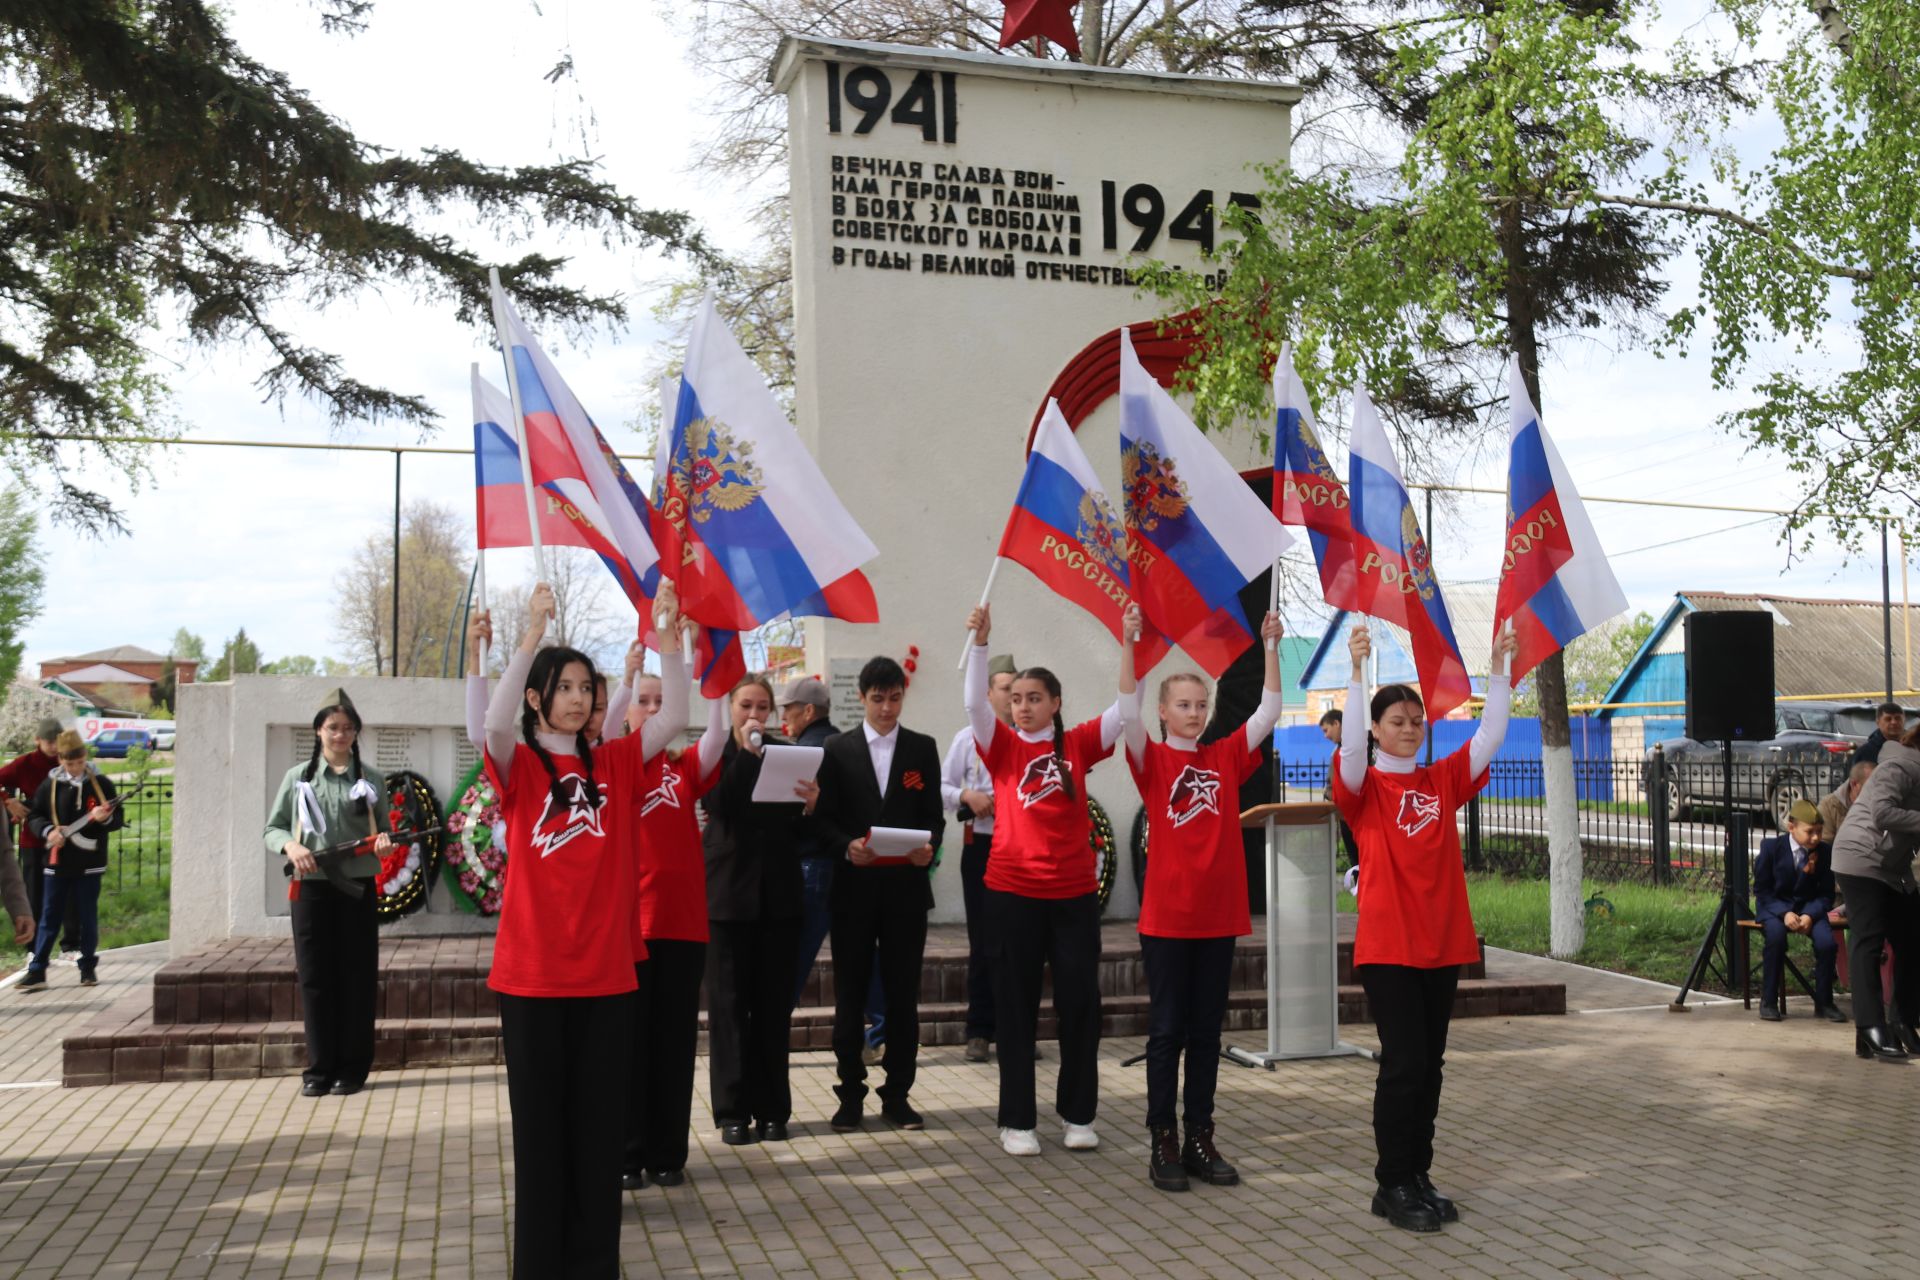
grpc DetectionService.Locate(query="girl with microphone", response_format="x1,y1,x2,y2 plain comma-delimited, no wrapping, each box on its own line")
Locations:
1335,622,1514,1234
1117,602,1286,1193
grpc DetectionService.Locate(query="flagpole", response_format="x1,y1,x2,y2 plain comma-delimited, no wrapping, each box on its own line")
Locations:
469,363,491,667
487,268,548,583
956,556,1004,670
1267,558,1281,651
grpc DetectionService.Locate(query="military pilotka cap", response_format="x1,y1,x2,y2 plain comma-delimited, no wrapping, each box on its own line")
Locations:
1789,799,1822,826
317,687,360,718
777,677,830,709
33,718,61,741
987,655,1018,678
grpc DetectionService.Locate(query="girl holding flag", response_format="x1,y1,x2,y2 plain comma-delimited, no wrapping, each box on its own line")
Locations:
1117,602,1286,1193
963,603,1125,1158
1334,621,1515,1234
621,645,730,1189
478,581,687,1277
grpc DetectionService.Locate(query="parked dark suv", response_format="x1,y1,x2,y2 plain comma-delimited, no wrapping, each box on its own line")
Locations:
1646,700,1864,829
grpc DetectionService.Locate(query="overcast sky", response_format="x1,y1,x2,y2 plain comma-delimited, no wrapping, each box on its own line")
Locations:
28,3,1909,676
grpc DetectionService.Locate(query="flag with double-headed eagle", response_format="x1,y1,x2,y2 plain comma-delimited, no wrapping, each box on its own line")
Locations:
1117,328,1292,678
1346,386,1472,719
1271,344,1361,612
656,296,880,633
1492,355,1626,685
996,398,1170,674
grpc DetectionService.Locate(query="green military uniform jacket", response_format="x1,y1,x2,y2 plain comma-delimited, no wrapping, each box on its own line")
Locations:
263,759,389,882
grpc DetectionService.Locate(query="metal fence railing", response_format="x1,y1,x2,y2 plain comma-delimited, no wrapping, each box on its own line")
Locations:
1275,746,1846,890
105,776,172,894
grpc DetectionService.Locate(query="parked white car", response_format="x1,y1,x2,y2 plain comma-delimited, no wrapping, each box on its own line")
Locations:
152,726,176,751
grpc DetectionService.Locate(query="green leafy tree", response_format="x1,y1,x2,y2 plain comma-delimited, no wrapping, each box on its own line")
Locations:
169,628,207,664
150,661,176,714
263,655,320,677
1514,612,1655,716
0,487,47,690
1,1,714,528
205,628,263,682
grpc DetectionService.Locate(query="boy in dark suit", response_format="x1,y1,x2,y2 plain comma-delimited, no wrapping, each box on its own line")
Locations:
814,656,946,1132
1753,799,1843,1023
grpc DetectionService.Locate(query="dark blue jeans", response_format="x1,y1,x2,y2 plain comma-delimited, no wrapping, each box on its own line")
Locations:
794,857,885,1041
28,874,101,976
1759,914,1836,1009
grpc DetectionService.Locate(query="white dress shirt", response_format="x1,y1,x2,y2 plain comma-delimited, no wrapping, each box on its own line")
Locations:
942,724,994,835
864,721,899,799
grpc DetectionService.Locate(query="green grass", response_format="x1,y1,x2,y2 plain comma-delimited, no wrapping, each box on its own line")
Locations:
1463,872,1754,989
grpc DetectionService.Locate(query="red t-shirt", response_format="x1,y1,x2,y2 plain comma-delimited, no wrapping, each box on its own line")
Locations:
980,719,1111,899
1130,735,1261,939
633,750,718,946
1331,744,1484,969
486,735,648,998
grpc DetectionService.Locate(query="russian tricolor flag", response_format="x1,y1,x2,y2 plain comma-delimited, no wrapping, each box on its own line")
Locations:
660,297,878,631
1347,386,1472,719
996,399,1171,675
471,367,649,606
1492,356,1627,684
1271,344,1361,612
1118,329,1292,677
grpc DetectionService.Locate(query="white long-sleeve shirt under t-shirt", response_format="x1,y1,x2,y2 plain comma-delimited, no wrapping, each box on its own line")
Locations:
1337,672,1511,788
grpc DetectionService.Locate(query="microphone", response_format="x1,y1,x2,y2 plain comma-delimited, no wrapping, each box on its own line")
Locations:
747,728,763,750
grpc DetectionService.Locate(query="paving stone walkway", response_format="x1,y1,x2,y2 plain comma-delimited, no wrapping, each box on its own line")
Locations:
0,945,1914,1278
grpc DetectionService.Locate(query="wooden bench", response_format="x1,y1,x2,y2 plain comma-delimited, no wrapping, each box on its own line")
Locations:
1737,918,1849,1013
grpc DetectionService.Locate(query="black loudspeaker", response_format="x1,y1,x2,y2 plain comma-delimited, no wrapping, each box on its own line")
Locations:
1684,611,1774,741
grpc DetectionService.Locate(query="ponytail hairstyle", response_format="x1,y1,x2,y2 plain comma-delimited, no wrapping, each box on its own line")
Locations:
521,646,602,812
303,701,370,815
1367,683,1424,764
1155,672,1209,742
1017,666,1075,802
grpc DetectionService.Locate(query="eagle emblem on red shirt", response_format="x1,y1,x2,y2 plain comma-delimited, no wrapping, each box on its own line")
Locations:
1167,765,1221,828
640,767,682,818
1395,789,1441,838
1018,753,1069,807
532,773,606,858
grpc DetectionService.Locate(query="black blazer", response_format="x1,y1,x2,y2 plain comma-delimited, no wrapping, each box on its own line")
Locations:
701,737,807,923
1753,834,1835,922
814,724,946,914
28,769,123,878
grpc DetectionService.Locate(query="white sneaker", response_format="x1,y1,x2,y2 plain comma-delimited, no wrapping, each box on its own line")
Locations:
1062,1122,1099,1151
999,1127,1041,1157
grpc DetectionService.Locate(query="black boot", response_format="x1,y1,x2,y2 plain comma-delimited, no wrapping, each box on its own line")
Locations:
1855,1026,1910,1061
1414,1173,1459,1222
1147,1126,1189,1192
1371,1182,1442,1233
1181,1122,1239,1186
1892,1021,1920,1055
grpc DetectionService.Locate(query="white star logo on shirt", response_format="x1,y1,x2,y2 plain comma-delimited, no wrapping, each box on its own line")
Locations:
531,773,605,858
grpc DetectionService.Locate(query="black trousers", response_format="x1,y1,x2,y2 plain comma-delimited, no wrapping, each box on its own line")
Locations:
499,991,634,1280
288,878,378,1087
830,897,928,1105
987,887,1102,1130
707,918,800,1126
1759,915,1837,1009
1834,874,1920,1030
1139,934,1236,1130
625,939,706,1176
1357,963,1459,1187
961,839,996,1040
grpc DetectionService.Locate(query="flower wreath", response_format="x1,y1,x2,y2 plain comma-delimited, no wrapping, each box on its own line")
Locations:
1090,795,1117,910
441,757,507,916
376,770,442,923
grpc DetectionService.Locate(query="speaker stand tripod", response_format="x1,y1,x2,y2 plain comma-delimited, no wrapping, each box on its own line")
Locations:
1671,740,1750,1010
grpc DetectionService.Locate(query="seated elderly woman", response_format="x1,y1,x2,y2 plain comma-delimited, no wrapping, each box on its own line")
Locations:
1751,800,1843,1023
1830,722,1920,1061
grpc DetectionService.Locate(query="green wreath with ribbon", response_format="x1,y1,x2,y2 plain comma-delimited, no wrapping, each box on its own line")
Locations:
441,757,507,916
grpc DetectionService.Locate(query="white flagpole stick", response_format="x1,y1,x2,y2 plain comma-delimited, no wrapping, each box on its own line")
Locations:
1266,557,1282,651
956,557,1004,670
488,268,548,584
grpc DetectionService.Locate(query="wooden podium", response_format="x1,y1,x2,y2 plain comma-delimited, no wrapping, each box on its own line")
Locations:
1228,803,1371,1067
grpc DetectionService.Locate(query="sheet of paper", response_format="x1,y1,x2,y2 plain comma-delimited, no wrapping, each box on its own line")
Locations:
866,826,932,860
749,744,824,804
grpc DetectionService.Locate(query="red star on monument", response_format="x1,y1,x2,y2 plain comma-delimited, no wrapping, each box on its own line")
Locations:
999,1,1081,57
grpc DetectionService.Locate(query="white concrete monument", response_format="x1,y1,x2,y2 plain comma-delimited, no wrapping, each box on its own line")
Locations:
775,38,1299,920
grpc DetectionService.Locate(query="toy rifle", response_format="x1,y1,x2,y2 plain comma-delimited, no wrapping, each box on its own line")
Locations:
284,826,446,900
48,780,152,867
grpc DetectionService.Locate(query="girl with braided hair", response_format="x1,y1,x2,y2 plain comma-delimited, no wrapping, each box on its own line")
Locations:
478,581,688,1279
963,603,1126,1159
263,693,390,1094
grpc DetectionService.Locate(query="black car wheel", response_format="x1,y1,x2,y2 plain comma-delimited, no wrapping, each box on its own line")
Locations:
1665,777,1689,823
1769,775,1807,831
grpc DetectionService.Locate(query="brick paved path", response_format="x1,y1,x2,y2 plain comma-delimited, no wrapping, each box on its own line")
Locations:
1,945,1913,1279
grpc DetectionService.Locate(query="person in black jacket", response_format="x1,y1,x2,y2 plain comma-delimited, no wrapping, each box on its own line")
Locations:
1850,703,1907,769
814,657,947,1133
18,730,122,992
1751,801,1843,1023
702,675,818,1146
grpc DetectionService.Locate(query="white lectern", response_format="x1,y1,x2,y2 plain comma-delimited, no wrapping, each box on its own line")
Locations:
1228,802,1371,1067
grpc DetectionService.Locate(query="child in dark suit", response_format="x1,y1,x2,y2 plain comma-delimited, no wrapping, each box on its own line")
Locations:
1753,800,1843,1022
813,656,947,1132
